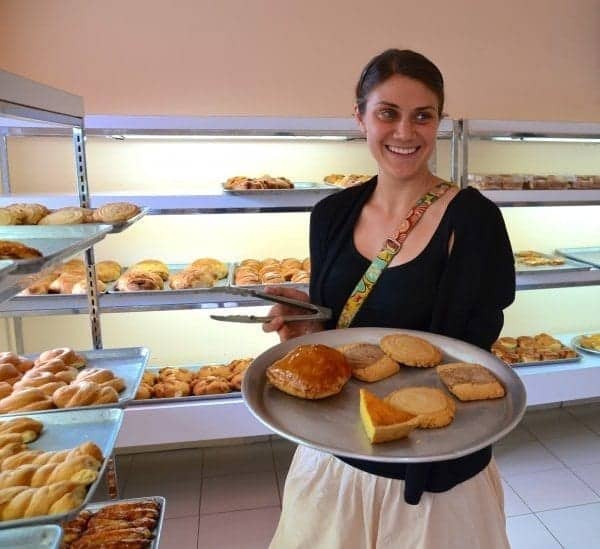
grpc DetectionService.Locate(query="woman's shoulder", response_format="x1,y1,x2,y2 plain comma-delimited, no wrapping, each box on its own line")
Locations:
447,186,503,225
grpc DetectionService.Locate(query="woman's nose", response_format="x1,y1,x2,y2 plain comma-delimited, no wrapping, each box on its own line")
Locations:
393,118,416,140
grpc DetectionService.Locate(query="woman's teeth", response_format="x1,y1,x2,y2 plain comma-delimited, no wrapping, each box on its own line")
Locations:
386,145,418,155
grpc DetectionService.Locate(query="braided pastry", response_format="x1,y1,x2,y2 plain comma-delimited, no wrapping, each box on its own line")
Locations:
0,388,53,413
13,374,66,397
74,368,125,393
0,417,43,443
52,381,119,408
30,455,101,487
0,442,26,463
0,363,20,385
0,383,11,400
35,348,86,369
1,441,103,471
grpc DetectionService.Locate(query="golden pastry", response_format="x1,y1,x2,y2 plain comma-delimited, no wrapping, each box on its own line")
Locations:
131,260,170,281
385,386,456,429
0,208,16,225
497,337,518,350
192,376,231,395
0,383,12,400
516,336,536,349
302,257,311,272
169,269,215,290
337,343,399,382
60,259,86,275
70,278,108,294
35,347,85,369
290,270,310,283
0,353,20,367
95,260,122,283
135,383,153,400
115,270,164,291
0,417,43,443
228,358,252,375
266,344,351,399
52,381,119,408
189,258,228,279
380,334,442,368
158,367,194,384
437,363,505,401
49,273,84,294
0,240,42,260
0,388,53,413
152,380,191,398
141,371,158,385
75,368,126,393
92,202,140,224
7,203,49,225
228,371,244,391
360,389,419,444
38,208,84,225
0,363,21,385
194,364,231,380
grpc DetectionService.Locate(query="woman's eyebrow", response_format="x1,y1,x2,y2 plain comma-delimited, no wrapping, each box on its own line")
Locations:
375,101,436,111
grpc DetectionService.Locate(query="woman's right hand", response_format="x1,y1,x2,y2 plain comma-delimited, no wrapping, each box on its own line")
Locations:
261,286,324,342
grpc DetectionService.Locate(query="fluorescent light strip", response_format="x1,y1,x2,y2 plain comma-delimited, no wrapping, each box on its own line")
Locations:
107,134,350,141
491,136,600,143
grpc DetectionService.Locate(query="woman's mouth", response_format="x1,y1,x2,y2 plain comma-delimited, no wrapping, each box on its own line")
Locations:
385,145,420,156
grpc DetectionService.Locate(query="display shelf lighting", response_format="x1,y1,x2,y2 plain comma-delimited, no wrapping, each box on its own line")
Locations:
491,136,600,143
107,134,351,141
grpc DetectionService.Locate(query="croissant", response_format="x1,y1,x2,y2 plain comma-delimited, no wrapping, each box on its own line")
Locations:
0,387,53,413
30,455,101,487
0,481,86,520
0,417,43,443
115,270,164,291
75,368,126,393
52,381,119,408
169,269,215,290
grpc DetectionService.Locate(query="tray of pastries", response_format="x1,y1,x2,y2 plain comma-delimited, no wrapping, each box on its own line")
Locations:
131,358,253,404
0,408,123,529
0,202,146,233
0,524,62,549
243,327,526,462
61,496,165,549
572,333,600,355
223,175,339,194
468,174,600,190
0,347,148,415
514,250,592,272
323,174,373,188
556,247,600,269
232,257,310,287
492,333,580,366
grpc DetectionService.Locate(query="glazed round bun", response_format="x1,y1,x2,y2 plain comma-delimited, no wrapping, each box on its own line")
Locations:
266,344,351,399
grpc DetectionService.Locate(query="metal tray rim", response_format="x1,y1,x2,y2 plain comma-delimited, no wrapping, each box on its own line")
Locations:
556,247,600,268
243,327,527,463
0,523,62,549
571,335,600,356
222,181,339,194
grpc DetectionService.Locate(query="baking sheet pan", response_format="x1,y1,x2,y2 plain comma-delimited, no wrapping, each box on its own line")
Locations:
556,247,600,269
230,261,309,289
0,524,62,548
243,327,527,463
0,225,112,274
101,207,148,234
83,496,166,549
222,181,339,194
504,354,582,367
3,347,149,417
0,407,124,529
514,252,592,273
571,335,600,356
129,363,242,405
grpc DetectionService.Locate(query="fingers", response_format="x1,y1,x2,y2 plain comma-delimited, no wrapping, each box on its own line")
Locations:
262,317,284,334
263,286,310,302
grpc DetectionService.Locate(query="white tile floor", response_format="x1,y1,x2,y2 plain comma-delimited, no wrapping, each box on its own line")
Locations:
92,402,600,548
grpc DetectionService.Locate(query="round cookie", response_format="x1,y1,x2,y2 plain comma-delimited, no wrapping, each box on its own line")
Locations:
385,386,455,428
379,333,442,367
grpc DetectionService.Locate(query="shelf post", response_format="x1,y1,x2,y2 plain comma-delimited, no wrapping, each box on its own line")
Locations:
450,119,460,185
458,119,469,189
73,126,103,349
0,133,10,194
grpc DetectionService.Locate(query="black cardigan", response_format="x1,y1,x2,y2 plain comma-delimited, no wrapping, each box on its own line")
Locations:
308,179,516,504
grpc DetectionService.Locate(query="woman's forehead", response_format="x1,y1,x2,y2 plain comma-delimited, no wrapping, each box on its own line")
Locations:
367,74,438,108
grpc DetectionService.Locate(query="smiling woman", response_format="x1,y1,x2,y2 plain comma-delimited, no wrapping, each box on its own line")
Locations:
264,49,515,549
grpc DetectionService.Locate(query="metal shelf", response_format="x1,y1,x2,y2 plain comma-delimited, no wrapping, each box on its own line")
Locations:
482,190,600,207
516,268,600,290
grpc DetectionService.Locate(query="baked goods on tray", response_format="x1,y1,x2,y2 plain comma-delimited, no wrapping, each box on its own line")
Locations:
134,358,253,400
337,343,399,382
234,257,310,285
266,344,351,399
468,173,600,190
514,250,565,266
0,348,126,414
492,333,578,365
62,497,161,548
0,240,42,260
380,334,442,368
577,333,600,352
384,387,456,429
324,174,372,188
437,363,505,401
224,175,294,190
359,389,419,443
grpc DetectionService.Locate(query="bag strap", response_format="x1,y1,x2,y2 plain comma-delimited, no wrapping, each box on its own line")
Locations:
337,182,454,329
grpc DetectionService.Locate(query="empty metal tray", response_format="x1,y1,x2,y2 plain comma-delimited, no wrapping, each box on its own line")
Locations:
0,524,62,548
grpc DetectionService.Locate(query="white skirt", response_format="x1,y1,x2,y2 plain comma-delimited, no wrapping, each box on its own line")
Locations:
270,446,509,549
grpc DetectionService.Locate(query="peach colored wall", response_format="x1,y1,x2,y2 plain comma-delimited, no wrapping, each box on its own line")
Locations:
1,0,599,120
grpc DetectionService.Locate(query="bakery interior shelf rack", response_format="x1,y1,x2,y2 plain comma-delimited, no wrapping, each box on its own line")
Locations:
1,111,600,450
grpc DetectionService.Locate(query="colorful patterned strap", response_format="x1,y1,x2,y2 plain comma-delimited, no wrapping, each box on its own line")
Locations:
337,182,455,329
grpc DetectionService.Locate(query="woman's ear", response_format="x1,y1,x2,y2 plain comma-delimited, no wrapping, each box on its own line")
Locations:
354,104,366,135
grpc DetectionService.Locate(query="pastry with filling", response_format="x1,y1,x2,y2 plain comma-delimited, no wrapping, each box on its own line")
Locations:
380,334,442,367
385,386,456,428
360,389,419,443
337,343,399,382
266,344,351,399
437,363,505,401
131,259,170,281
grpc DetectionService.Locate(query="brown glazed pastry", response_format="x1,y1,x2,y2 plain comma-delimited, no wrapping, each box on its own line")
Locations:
0,352,20,367
115,270,164,291
141,371,158,385
135,383,153,400
75,368,126,393
0,388,53,413
0,240,42,260
0,363,21,385
92,202,140,223
38,208,85,225
194,364,232,380
189,258,228,279
52,381,119,408
152,380,191,398
60,259,86,275
228,371,244,391
95,260,122,283
192,376,231,395
0,383,12,400
158,367,194,384
266,344,351,399
35,348,78,367
169,269,215,290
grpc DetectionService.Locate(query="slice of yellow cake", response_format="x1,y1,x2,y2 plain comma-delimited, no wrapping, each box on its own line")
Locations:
359,388,419,444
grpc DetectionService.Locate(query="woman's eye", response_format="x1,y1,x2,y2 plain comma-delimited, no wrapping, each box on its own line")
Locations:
376,109,397,121
415,112,434,123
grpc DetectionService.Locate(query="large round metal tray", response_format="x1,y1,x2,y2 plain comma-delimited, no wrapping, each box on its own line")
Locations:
243,327,527,463
572,335,600,355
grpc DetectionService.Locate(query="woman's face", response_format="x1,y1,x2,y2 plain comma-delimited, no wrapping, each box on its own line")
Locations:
356,74,441,182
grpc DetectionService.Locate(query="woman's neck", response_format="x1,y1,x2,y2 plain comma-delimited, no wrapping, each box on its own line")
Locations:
372,171,440,216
